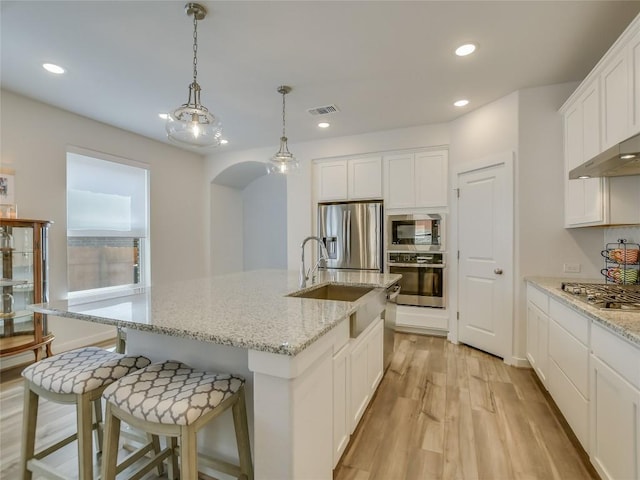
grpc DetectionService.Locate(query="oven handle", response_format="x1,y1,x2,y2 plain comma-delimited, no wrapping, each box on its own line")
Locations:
388,263,445,268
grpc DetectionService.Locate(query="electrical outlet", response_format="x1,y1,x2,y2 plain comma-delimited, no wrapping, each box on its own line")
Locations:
563,263,581,273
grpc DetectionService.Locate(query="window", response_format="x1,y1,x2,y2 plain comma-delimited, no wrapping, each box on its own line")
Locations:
66,149,149,296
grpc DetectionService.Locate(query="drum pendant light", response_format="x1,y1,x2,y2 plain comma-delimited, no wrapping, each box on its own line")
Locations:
166,3,222,147
267,85,299,174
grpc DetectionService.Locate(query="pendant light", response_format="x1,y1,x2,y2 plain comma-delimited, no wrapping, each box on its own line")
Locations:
267,85,299,174
166,3,222,147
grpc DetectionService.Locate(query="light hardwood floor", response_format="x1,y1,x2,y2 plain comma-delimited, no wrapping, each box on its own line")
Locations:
0,334,598,479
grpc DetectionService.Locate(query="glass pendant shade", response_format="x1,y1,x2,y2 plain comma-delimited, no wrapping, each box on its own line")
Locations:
166,82,222,147
165,3,222,148
268,85,298,174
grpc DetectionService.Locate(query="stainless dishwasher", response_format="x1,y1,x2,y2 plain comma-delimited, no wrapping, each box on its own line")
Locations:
383,284,401,370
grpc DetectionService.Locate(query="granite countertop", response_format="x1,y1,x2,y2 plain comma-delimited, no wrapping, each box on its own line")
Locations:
526,276,640,347
29,269,401,356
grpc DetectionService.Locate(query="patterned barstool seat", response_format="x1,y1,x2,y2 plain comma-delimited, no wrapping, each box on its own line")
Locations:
101,360,254,480
21,346,152,480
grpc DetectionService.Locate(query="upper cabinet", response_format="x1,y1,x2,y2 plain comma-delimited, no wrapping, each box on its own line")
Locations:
560,14,640,227
314,156,382,202
384,149,448,210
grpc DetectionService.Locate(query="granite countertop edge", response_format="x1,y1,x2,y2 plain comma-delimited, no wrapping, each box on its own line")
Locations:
525,276,640,347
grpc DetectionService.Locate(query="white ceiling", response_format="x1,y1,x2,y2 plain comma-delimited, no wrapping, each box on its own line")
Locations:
2,1,640,155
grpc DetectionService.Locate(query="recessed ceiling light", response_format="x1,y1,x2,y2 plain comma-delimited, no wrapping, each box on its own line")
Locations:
578,175,591,179
158,113,169,120
455,43,477,57
42,63,65,74
220,139,229,145
454,99,469,107
318,122,330,128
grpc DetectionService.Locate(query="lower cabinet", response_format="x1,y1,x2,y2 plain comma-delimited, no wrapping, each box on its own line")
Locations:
547,299,590,450
590,322,640,480
332,342,350,467
332,317,384,468
526,284,550,386
526,281,640,479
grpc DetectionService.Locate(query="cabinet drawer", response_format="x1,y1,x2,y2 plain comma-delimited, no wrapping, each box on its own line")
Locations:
592,322,640,389
549,318,589,398
549,298,589,345
527,284,549,314
548,357,589,450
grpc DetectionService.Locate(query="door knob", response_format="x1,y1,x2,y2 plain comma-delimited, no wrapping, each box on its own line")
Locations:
494,268,503,275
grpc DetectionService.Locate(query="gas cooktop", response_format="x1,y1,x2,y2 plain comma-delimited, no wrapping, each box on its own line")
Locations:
561,282,640,311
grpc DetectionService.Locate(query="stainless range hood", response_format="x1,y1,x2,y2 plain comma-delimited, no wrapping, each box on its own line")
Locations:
569,133,640,179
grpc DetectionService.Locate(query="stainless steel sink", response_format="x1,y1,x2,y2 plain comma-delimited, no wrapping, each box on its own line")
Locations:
288,284,386,338
288,284,374,302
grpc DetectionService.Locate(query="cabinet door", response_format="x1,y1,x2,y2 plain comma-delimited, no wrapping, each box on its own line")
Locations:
601,51,630,149
349,334,370,433
332,343,350,467
415,150,447,207
385,153,415,209
564,84,606,227
526,302,549,387
366,319,383,392
629,29,640,135
348,156,382,200
590,355,640,480
315,160,348,202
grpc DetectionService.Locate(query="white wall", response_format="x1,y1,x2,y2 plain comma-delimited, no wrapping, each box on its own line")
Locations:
210,184,244,274
205,123,450,270
243,173,287,270
0,90,209,364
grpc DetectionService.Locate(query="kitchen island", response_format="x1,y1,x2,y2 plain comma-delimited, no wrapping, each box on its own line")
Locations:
29,269,401,480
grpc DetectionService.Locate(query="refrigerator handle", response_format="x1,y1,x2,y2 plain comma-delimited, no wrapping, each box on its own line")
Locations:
346,210,351,263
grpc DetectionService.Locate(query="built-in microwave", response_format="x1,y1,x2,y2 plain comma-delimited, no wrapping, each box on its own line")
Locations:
387,214,443,252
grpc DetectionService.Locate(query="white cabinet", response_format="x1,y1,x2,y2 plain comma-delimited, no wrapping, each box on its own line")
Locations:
560,15,640,227
314,156,382,202
601,50,630,149
348,317,383,433
526,284,549,387
547,299,590,449
630,28,640,134
385,149,448,209
332,342,350,468
332,317,384,466
563,82,607,227
590,323,640,480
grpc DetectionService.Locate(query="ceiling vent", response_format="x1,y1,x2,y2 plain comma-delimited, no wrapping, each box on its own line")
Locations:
307,104,340,116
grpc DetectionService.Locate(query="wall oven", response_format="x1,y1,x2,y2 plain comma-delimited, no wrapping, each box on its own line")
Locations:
387,252,445,308
387,214,442,252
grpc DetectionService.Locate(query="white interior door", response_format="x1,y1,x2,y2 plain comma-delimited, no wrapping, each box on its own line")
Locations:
456,154,513,360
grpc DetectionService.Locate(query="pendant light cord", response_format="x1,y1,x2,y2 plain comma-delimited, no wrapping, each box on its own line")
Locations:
281,90,287,139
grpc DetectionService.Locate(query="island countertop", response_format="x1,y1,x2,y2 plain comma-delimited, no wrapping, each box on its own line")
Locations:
29,269,401,356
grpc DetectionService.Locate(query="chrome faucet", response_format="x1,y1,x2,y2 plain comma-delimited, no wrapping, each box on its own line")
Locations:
299,236,330,288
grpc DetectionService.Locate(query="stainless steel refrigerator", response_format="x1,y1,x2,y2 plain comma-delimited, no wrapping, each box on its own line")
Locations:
318,201,383,272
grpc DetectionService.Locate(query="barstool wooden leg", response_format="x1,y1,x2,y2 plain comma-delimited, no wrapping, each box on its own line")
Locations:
21,384,38,480
168,436,179,480
76,393,94,480
93,397,104,453
232,388,254,480
101,403,121,480
180,426,198,480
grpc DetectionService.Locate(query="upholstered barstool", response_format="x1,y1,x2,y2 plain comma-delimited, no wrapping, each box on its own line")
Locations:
101,360,254,480
21,346,152,480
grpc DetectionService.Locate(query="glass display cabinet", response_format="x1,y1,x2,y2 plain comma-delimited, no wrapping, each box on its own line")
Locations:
0,218,54,362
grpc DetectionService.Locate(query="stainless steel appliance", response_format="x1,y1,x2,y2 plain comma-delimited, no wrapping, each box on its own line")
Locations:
383,284,400,369
561,282,640,311
387,214,442,252
569,132,640,178
387,252,445,307
318,201,383,272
